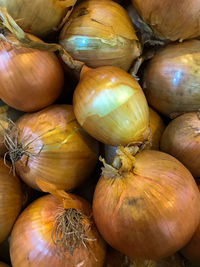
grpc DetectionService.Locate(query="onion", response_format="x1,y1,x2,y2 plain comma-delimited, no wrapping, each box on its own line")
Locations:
181,185,200,264
59,0,141,71
0,158,22,243
0,34,64,112
0,0,77,37
3,105,99,191
93,148,200,259
132,0,200,41
143,40,200,118
10,193,106,267
103,107,165,164
0,263,9,267
73,65,149,146
160,112,200,178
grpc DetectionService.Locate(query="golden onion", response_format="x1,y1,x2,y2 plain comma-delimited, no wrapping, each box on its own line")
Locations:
59,0,141,71
0,0,77,37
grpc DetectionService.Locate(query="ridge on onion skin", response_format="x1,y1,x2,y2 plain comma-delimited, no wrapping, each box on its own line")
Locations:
160,112,200,178
10,193,106,267
93,147,200,260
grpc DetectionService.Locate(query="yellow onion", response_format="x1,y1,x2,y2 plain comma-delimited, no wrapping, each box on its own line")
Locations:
103,107,165,164
0,0,77,37
59,0,141,71
160,112,200,178
10,193,106,267
93,149,200,259
73,65,150,146
4,105,99,191
0,158,22,243
0,34,64,112
132,0,200,41
0,263,9,267
181,185,200,264
143,40,200,118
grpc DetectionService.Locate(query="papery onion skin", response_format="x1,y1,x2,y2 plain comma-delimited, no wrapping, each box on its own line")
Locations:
93,150,200,259
14,105,99,191
10,194,106,267
59,0,141,71
0,158,22,243
143,40,200,118
132,0,200,41
181,186,200,264
103,107,165,164
73,66,149,146
0,34,64,112
0,0,76,37
160,112,200,178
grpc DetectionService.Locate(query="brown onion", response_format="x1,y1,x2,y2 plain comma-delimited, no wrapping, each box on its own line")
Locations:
160,112,200,178
73,65,149,146
0,34,64,112
132,0,200,41
10,193,106,267
0,158,22,243
103,107,165,164
5,105,99,191
59,0,141,71
181,185,200,264
0,0,77,37
143,40,200,118
93,149,200,259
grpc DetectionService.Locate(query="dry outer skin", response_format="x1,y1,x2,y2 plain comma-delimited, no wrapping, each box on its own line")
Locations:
132,0,200,41
0,0,77,37
143,40,200,117
60,0,141,70
10,194,106,267
93,150,200,259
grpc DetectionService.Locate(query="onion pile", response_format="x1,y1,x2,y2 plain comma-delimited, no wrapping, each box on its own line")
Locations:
93,149,200,259
10,192,106,267
0,158,22,243
132,0,200,41
73,65,150,146
160,112,200,178
0,0,77,37
59,0,141,71
143,40,200,118
4,105,99,191
0,34,64,112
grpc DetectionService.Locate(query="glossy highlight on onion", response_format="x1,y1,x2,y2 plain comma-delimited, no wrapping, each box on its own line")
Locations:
93,149,200,259
143,40,200,118
0,34,64,112
10,194,106,267
60,0,141,71
6,105,99,191
73,65,149,146
132,0,200,41
0,0,77,37
160,112,200,178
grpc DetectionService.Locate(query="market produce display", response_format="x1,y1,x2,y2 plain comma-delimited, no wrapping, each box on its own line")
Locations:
0,0,199,266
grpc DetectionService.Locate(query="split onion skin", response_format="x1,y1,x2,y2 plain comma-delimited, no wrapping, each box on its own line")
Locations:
181,186,200,264
73,66,149,146
59,0,141,71
132,0,200,41
143,40,200,118
103,107,165,164
93,150,200,259
15,105,99,191
10,194,106,267
0,158,22,243
160,112,200,178
0,0,76,37
0,34,64,112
